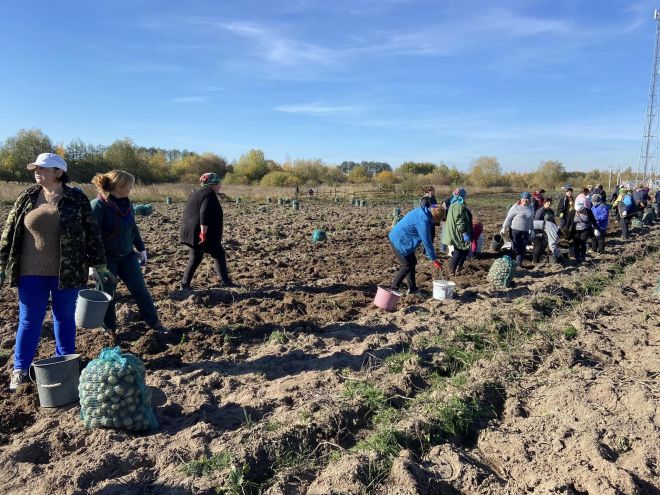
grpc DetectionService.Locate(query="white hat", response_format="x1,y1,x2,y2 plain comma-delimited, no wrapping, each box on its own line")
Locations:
27,153,68,172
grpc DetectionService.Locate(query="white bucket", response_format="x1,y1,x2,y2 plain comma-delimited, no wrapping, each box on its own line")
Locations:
433,280,456,300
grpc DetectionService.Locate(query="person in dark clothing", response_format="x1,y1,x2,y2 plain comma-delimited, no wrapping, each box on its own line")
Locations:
655,189,660,218
419,186,437,208
610,184,620,203
557,188,574,231
531,189,545,211
91,170,167,333
565,198,599,264
534,197,554,221
420,186,438,240
180,173,234,290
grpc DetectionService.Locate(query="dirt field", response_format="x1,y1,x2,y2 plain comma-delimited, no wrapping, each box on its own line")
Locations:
0,193,657,494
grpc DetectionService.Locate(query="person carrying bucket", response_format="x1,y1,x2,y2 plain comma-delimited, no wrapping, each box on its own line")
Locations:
0,153,111,391
388,204,442,296
90,171,168,334
179,172,235,290
441,188,473,275
501,192,534,268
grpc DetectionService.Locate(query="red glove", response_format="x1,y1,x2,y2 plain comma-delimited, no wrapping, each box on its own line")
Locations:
198,231,207,244
433,260,442,270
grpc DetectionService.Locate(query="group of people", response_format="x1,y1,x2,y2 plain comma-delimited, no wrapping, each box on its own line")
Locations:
1,153,657,391
387,183,658,295
0,154,233,391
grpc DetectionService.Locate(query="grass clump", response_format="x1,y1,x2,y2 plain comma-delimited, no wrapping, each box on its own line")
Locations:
268,329,291,344
183,452,232,477
383,350,417,373
343,380,388,412
431,396,483,441
563,325,577,341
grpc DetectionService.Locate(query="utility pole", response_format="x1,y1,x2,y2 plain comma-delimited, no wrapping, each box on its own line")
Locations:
639,10,660,184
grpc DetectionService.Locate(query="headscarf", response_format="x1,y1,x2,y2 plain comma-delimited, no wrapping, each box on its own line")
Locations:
519,191,532,200
450,187,466,205
591,194,602,205
199,172,221,186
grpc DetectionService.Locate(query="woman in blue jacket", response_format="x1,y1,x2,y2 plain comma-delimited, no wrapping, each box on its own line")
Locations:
91,171,167,333
388,205,442,295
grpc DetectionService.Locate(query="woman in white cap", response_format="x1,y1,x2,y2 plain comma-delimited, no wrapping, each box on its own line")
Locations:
0,153,112,391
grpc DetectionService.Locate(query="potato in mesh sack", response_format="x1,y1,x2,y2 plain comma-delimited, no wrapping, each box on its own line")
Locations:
79,347,158,431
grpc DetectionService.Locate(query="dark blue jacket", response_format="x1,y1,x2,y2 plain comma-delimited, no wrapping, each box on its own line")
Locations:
388,207,436,260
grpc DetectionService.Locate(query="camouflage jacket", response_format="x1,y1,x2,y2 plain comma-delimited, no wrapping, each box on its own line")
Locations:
0,184,107,288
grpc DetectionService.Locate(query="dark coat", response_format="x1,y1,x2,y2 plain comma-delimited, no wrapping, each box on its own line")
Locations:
0,184,106,288
179,186,223,248
91,195,145,258
565,208,598,240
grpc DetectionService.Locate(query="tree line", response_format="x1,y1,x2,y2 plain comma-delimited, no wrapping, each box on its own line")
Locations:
0,128,623,190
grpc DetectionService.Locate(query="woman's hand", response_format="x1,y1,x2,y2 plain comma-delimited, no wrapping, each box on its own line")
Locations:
138,250,148,266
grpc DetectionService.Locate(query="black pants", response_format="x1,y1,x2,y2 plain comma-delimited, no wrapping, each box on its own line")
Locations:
449,248,469,274
182,244,230,286
511,229,528,266
532,234,547,263
573,231,589,262
591,228,606,253
390,242,417,291
620,217,630,240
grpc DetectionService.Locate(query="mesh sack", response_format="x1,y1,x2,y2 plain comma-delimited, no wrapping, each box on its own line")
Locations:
79,346,158,431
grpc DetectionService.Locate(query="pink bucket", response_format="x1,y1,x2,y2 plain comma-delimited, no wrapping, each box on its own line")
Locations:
374,287,401,311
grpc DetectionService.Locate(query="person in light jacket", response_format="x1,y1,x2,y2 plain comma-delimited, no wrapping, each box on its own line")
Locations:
388,205,442,295
501,192,534,267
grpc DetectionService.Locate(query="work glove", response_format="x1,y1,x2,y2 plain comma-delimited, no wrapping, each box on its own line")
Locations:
593,229,601,238
198,231,207,244
462,232,470,242
94,265,117,285
432,260,442,270
499,227,506,235
0,270,5,285
138,250,148,266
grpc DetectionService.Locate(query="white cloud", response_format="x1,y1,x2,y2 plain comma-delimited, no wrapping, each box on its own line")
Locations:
171,96,208,103
275,103,361,116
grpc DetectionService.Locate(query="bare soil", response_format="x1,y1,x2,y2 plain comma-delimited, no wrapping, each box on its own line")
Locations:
0,194,657,494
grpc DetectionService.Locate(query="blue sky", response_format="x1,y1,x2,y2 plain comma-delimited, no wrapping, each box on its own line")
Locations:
1,0,658,172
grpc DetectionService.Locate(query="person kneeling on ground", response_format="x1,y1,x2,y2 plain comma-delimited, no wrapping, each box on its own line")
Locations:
590,194,609,253
532,213,565,266
91,170,168,334
180,172,235,290
0,153,110,391
388,204,442,296
442,188,473,275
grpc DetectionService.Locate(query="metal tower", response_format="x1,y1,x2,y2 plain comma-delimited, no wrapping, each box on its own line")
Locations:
639,9,660,183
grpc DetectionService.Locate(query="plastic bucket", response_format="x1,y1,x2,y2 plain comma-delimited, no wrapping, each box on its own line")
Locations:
30,354,80,407
374,287,401,311
75,289,112,328
490,234,505,252
433,280,456,300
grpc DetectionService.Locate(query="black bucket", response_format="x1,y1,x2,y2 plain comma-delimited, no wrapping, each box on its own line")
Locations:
490,234,505,252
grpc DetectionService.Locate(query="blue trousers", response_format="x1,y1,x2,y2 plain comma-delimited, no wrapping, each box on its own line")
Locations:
14,276,79,371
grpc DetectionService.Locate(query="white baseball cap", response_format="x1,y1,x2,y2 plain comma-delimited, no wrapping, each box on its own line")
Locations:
27,153,68,172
